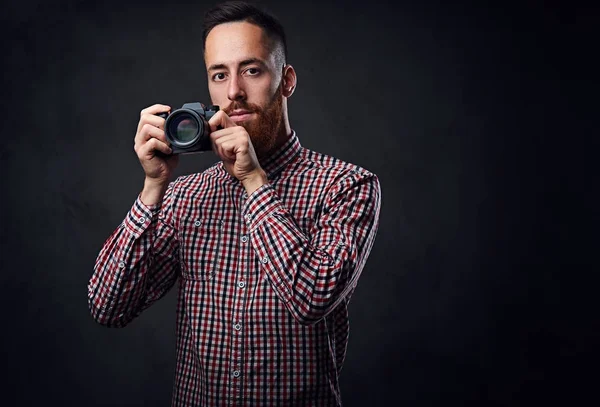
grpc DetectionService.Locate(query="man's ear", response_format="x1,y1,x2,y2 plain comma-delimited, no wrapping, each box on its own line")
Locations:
282,64,297,97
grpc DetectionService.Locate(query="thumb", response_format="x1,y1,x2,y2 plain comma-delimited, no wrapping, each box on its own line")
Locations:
208,110,237,131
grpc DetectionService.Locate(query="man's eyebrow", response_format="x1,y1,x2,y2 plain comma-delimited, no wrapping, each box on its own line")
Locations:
207,58,267,71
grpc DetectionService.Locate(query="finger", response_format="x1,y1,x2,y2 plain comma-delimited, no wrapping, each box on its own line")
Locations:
209,127,240,143
137,113,167,133
211,131,240,159
212,129,252,158
213,133,239,147
140,104,171,117
213,139,237,162
218,132,251,158
211,131,230,159
214,132,252,154
208,110,237,132
135,123,169,146
139,137,172,158
221,139,241,157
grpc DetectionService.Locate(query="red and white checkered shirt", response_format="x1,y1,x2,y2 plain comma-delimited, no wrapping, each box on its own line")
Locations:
89,132,381,406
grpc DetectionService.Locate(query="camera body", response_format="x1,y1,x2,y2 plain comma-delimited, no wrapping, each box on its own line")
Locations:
156,102,219,154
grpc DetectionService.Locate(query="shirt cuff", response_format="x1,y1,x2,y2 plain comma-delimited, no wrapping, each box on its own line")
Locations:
242,183,285,231
123,195,160,238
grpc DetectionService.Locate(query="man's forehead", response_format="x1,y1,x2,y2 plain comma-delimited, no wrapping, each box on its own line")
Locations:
204,21,273,66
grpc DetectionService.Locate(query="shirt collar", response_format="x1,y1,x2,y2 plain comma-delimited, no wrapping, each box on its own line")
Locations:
259,130,302,178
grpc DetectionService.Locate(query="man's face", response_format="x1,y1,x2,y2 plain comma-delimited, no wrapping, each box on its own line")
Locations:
205,21,284,157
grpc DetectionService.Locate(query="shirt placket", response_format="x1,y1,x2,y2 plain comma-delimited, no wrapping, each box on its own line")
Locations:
229,190,250,405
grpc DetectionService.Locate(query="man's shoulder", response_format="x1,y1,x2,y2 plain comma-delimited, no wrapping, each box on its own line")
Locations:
296,146,377,180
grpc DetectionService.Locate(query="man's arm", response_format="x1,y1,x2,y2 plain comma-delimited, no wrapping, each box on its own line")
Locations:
88,180,180,327
206,111,381,325
244,169,381,325
87,103,181,327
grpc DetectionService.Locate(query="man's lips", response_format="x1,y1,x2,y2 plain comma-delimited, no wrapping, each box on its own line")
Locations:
228,110,254,122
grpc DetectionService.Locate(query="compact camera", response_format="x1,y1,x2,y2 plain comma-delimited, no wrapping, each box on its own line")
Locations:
156,102,219,154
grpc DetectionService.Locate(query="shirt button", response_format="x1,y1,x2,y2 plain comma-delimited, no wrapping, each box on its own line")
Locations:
232,370,240,378
245,214,251,221
261,256,269,264
238,281,246,288
138,216,146,224
241,235,248,243
118,261,125,269
234,323,241,331
194,220,201,227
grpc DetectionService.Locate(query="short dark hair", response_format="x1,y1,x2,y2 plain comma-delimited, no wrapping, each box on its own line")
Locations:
202,1,288,64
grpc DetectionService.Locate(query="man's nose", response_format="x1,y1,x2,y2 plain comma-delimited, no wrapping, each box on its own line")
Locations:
227,76,246,102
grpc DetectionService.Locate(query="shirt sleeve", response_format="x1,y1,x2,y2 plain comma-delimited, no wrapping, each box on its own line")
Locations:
242,169,381,325
88,180,181,328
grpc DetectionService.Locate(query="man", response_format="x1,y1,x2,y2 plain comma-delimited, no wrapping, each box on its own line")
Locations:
88,1,381,405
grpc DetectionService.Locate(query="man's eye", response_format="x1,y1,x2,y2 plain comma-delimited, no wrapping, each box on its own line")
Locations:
213,73,226,81
245,68,260,76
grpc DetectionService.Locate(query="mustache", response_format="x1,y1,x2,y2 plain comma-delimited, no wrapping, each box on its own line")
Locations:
223,102,261,115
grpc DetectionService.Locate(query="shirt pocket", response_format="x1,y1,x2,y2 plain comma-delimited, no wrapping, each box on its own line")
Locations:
179,217,224,281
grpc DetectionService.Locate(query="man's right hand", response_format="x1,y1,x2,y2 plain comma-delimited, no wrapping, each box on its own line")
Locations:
134,104,179,205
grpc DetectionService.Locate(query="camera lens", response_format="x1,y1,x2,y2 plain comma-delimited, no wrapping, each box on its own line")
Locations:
168,114,200,144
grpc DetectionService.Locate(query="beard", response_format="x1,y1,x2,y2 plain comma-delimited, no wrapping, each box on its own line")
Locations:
222,83,284,158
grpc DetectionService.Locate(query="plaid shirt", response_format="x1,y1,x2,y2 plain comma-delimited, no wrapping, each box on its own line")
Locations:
89,132,381,406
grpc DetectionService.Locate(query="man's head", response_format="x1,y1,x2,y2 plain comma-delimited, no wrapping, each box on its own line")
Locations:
202,1,297,157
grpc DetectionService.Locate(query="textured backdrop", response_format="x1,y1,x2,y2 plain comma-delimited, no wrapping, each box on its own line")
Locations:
1,0,596,405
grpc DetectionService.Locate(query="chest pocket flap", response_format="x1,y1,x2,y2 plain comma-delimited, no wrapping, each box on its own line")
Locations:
179,217,223,281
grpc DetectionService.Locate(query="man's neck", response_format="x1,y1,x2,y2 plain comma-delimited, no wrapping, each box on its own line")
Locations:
258,121,292,160
273,121,293,151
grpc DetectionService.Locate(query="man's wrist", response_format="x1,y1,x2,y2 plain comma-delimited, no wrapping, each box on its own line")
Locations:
242,170,268,196
140,178,168,206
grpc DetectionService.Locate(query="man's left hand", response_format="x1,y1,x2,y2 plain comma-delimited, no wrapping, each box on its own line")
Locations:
208,110,268,195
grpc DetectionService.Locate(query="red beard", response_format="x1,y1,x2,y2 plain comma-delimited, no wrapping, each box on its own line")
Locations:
222,83,284,158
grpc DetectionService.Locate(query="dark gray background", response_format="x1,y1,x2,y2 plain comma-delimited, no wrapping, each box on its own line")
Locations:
1,0,597,405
